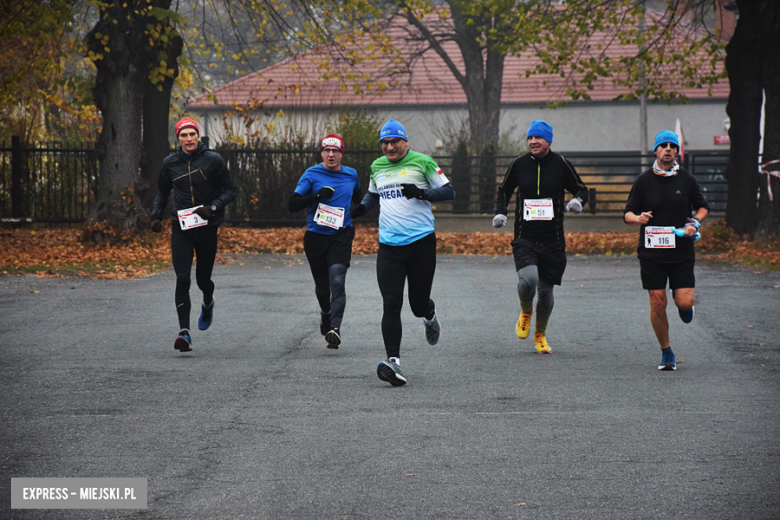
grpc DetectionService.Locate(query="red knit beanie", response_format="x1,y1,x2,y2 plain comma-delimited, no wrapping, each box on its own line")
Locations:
320,133,344,153
175,117,199,137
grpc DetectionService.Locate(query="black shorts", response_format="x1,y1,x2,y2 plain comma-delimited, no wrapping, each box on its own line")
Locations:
639,258,695,291
511,237,567,286
303,226,355,277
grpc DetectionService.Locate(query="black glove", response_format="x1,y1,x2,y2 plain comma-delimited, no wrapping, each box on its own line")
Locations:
317,186,335,199
351,204,366,218
195,205,215,219
401,183,425,200
150,219,162,233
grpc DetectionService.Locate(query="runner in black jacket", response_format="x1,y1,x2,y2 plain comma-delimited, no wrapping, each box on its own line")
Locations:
494,120,588,354
150,117,238,352
624,130,709,371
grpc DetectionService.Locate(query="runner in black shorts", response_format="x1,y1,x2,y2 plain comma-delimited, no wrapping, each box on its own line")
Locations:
150,117,237,352
289,133,362,349
494,120,588,354
624,130,708,371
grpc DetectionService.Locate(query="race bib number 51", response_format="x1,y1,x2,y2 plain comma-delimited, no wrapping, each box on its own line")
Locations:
314,203,345,230
645,226,676,248
178,206,208,230
523,198,553,221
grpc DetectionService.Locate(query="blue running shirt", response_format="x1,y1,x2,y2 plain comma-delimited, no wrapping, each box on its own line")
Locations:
294,164,361,234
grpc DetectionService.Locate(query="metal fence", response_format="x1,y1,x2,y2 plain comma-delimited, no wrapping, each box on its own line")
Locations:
0,137,728,225
0,137,98,223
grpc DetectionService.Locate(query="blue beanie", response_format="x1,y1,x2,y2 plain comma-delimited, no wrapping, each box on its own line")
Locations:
527,120,553,144
653,130,679,151
379,120,408,142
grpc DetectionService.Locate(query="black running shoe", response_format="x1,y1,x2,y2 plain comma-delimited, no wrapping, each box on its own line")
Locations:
377,360,407,386
423,312,441,345
325,328,341,349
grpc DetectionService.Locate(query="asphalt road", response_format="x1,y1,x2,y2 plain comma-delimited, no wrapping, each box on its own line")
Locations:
1,253,779,519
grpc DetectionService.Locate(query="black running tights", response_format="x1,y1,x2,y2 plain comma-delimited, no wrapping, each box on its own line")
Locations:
313,263,348,330
376,233,437,359
171,225,218,330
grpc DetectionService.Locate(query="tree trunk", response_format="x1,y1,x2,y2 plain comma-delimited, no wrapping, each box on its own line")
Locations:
83,1,176,240
445,2,504,212
139,30,183,209
450,140,471,214
724,0,763,235
446,2,504,150
756,0,780,237
479,143,497,214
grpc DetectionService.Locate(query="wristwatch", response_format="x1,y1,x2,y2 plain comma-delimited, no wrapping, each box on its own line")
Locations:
210,204,218,212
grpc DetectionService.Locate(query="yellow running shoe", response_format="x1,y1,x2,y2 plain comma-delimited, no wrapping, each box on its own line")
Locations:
516,313,532,339
534,333,552,354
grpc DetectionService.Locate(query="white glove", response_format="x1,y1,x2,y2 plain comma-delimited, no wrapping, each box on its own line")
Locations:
493,214,507,228
566,198,583,213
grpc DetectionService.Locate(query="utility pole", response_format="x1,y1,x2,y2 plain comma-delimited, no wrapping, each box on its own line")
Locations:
639,6,648,162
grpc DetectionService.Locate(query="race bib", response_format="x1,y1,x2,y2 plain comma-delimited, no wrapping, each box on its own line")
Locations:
523,198,553,221
314,203,345,230
645,226,676,248
177,206,208,230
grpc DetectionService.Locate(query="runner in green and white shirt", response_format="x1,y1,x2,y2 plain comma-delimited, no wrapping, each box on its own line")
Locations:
352,120,455,386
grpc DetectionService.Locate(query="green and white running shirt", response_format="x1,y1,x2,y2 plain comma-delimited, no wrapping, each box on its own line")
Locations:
369,150,450,246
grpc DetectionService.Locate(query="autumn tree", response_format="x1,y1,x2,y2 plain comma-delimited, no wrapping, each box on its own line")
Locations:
80,0,394,235
385,0,530,151
0,0,79,143
82,1,183,237
372,1,724,150
390,1,779,236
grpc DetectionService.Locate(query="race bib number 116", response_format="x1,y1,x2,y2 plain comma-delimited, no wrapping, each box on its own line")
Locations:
645,226,676,248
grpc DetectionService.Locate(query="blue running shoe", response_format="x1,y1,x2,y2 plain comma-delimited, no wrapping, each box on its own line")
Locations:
198,298,214,331
658,348,676,371
174,330,193,352
377,359,407,386
678,305,694,324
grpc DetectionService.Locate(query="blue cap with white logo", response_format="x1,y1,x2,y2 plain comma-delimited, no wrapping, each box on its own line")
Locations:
379,120,408,142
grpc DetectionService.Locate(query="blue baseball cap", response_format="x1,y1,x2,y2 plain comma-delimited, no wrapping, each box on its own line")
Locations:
527,120,553,144
379,120,408,142
653,130,679,151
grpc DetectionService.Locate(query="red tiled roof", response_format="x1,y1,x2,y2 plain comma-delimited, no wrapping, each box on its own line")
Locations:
186,10,728,109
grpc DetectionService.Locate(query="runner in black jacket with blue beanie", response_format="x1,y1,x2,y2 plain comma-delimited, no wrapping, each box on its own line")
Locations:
494,120,588,354
150,117,237,352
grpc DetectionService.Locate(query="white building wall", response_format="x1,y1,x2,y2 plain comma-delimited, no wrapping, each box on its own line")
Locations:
190,99,729,155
